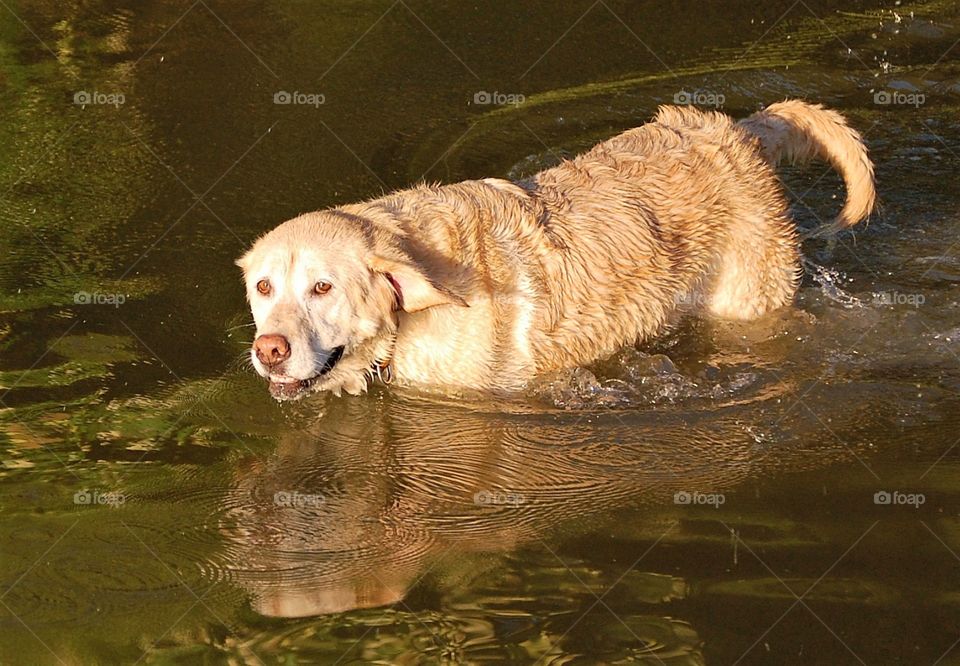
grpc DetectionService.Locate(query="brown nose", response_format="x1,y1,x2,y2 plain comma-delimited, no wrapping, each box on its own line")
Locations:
253,334,290,367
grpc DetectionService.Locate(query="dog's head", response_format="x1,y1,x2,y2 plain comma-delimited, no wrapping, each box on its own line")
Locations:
236,211,466,399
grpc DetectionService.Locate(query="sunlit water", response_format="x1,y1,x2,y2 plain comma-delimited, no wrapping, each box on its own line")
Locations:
2,1,960,664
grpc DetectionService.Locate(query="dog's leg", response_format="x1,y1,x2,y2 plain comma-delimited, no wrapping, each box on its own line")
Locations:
703,212,801,320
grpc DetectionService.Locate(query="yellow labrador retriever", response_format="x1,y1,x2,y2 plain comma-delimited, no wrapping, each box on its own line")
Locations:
237,101,875,398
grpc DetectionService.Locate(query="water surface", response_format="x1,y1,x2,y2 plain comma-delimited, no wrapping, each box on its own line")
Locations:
2,0,960,663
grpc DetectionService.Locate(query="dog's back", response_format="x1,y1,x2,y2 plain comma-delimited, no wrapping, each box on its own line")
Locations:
517,101,874,370
370,101,876,385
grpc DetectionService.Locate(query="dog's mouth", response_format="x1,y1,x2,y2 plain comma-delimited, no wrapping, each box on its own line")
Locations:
268,346,345,399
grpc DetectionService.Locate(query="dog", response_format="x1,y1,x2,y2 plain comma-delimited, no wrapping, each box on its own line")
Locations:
237,100,875,399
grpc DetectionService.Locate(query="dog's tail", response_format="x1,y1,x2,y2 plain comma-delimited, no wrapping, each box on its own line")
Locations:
738,100,875,236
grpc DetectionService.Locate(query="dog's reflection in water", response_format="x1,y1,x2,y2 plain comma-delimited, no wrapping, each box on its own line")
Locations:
221,392,844,618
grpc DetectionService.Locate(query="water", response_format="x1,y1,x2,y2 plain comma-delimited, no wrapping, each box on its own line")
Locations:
1,0,960,663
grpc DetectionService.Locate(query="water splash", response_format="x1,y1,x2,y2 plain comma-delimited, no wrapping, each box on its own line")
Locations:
531,348,762,410
803,258,866,308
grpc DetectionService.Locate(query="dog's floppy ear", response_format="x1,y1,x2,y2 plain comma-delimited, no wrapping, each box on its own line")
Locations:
235,251,250,271
368,255,468,312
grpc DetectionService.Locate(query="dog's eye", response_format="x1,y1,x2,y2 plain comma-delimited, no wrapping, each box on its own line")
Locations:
256,279,271,295
314,281,332,295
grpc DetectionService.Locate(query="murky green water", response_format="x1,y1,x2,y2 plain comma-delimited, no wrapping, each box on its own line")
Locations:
2,1,960,663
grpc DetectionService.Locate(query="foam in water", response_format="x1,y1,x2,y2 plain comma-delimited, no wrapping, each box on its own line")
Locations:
532,348,761,410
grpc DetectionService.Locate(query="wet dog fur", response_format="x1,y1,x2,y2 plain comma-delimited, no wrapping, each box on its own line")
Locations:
237,100,875,398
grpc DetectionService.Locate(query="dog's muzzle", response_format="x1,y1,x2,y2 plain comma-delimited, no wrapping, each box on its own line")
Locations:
268,346,345,399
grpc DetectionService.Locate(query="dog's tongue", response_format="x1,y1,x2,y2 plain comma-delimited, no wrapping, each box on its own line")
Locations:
269,379,304,400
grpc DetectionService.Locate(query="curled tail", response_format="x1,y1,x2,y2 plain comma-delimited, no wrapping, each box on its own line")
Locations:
738,100,876,235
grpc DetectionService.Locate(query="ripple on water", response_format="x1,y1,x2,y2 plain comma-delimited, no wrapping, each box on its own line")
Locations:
0,516,221,626
198,384,869,624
